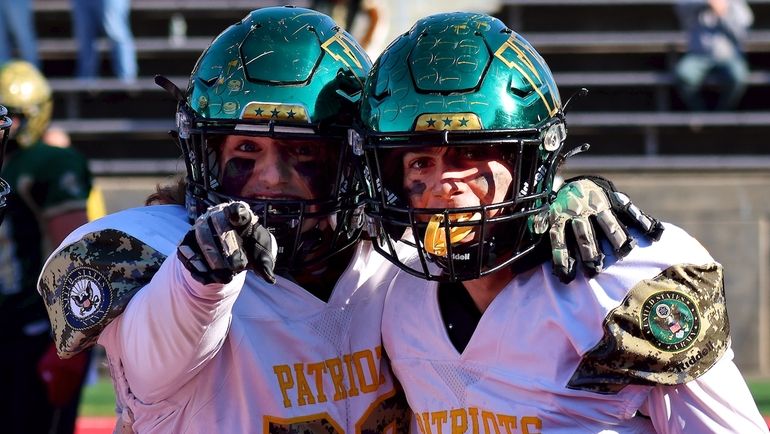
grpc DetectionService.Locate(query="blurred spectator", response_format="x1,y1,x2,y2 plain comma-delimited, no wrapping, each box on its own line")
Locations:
0,61,93,434
311,0,388,57
42,126,107,220
674,0,753,111
0,0,40,67
43,126,72,149
72,0,137,82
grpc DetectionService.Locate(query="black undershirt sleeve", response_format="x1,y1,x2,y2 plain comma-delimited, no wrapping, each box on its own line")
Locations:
437,282,483,353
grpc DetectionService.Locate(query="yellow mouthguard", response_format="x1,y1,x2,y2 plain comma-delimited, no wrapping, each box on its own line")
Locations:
424,213,480,257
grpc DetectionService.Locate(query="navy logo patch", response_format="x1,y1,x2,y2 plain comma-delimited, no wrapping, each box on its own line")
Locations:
62,266,112,330
641,291,700,351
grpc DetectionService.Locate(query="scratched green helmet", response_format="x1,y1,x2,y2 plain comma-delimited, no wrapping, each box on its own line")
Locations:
172,6,371,271
359,12,566,281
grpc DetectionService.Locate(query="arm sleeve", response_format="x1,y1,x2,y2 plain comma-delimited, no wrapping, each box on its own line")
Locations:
721,0,753,41
110,254,245,402
642,349,768,433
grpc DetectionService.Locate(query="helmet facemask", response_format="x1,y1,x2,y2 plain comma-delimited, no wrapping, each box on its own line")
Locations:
363,118,566,282
177,112,364,271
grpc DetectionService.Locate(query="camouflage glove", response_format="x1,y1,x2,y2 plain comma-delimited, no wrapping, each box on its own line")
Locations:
177,201,277,285
549,175,664,283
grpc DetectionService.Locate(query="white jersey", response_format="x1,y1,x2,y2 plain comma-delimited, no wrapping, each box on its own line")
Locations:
382,224,766,434
39,205,410,433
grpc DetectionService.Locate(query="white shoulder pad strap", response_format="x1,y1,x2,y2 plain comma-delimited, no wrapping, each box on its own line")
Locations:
568,263,728,394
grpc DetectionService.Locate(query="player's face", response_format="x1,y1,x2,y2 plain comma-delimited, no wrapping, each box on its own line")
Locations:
402,145,514,215
217,135,339,201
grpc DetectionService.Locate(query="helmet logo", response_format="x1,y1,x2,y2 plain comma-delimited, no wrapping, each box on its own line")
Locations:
321,33,366,73
241,102,310,122
414,113,482,131
494,34,560,117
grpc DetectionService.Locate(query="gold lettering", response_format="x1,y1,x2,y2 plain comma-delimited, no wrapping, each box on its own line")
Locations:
481,411,501,434
450,408,468,434
343,353,360,397
306,362,327,403
272,365,294,408
325,357,348,401
496,415,517,434
521,416,542,434
321,33,364,71
293,363,316,406
431,410,449,434
468,407,480,434
414,412,429,434
353,349,379,393
423,412,435,434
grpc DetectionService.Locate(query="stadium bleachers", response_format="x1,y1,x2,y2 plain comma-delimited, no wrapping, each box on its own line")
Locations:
31,0,770,170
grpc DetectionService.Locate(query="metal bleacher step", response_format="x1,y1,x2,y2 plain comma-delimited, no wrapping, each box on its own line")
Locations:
34,0,308,12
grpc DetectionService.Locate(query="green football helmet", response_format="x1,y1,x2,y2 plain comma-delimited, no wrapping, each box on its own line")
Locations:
0,104,11,224
0,61,52,148
169,6,371,271
359,12,567,281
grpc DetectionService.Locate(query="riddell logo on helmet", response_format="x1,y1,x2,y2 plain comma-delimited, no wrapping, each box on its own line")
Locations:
451,252,470,260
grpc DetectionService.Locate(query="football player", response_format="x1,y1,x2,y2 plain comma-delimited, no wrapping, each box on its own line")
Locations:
360,12,766,433
0,61,93,434
38,6,664,433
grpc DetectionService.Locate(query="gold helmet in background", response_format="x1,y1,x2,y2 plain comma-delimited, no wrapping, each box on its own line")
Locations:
0,60,52,147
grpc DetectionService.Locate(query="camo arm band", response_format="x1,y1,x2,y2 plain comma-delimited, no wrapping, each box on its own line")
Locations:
38,229,167,358
567,263,728,394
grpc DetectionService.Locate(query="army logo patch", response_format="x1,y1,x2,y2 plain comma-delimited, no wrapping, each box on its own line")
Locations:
641,291,700,351
62,266,112,330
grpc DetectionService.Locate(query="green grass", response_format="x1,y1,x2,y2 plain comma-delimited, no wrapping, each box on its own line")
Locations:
79,377,116,417
78,376,770,418
748,378,770,415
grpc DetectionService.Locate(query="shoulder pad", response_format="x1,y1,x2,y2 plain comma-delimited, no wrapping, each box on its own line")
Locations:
568,263,728,394
38,229,167,358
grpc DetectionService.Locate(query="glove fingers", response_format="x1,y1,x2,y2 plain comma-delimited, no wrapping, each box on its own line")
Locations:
571,216,604,274
549,215,576,283
225,201,258,235
612,192,665,241
207,210,248,272
551,246,576,283
245,225,277,285
595,209,635,258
